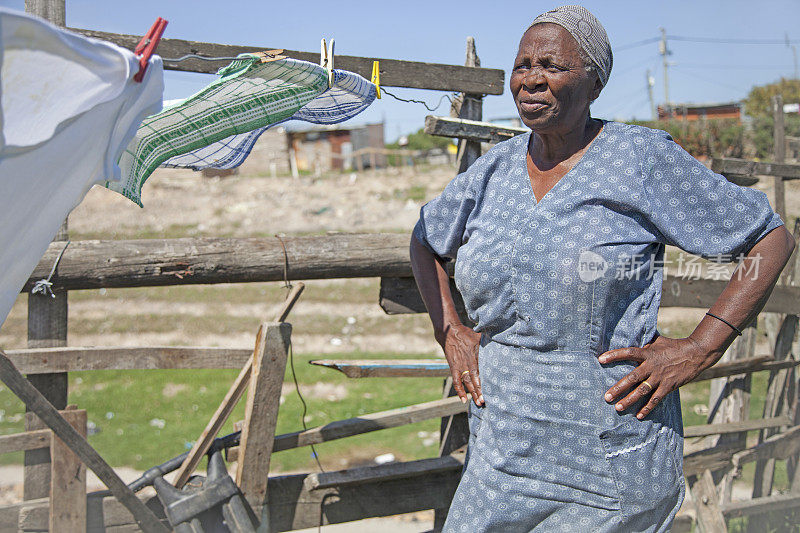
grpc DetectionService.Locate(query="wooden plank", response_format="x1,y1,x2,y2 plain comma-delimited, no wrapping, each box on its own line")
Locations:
24,233,412,291
424,115,528,144
723,492,800,519
236,323,291,508
6,346,254,373
684,416,792,438
380,275,800,316
687,469,728,532
309,358,449,378
70,29,505,95
50,407,87,533
710,157,800,181
272,396,466,452
305,453,465,490
0,429,50,453
0,352,168,532
308,355,800,382
732,425,800,466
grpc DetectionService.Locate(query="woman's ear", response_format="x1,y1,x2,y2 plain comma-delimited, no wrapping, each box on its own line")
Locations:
589,73,603,103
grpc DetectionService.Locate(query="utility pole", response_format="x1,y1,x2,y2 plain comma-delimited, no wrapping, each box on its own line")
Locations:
646,69,656,120
659,27,671,117
786,32,798,79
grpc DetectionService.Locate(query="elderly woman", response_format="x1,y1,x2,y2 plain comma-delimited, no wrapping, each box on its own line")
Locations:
409,5,795,533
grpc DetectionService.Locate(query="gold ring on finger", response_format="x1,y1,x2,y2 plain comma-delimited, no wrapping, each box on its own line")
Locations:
641,380,653,391
460,370,470,379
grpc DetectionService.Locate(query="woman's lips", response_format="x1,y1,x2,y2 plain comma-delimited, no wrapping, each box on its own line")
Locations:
519,101,548,113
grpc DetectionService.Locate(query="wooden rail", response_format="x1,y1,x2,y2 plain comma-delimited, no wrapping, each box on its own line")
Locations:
379,275,800,316
72,29,505,95
425,115,527,143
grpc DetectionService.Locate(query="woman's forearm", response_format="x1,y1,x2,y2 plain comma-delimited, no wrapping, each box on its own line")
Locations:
688,225,796,366
409,234,464,346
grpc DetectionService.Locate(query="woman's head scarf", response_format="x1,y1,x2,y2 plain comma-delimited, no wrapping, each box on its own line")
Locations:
530,5,613,87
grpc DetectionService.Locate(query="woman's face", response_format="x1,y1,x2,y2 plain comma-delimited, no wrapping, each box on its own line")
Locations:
510,23,602,134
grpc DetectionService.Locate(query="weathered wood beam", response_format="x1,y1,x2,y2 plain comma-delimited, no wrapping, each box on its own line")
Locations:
6,346,253,373
24,234,412,292
687,469,728,532
304,453,465,490
309,358,449,378
0,429,50,453
684,425,800,477
310,356,800,382
380,275,800,316
236,323,291,508
273,396,466,452
424,115,527,143
683,416,792,438
711,157,800,182
71,29,505,95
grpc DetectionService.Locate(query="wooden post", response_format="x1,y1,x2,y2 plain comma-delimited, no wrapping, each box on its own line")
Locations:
434,36,483,532
714,324,755,504
49,406,87,533
235,323,291,509
772,95,787,223
24,0,69,504
688,469,728,533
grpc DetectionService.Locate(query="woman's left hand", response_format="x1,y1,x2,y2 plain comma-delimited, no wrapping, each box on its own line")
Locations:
598,333,711,420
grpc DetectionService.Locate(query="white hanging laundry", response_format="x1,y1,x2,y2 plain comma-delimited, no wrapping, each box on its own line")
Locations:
0,8,164,324
160,68,377,171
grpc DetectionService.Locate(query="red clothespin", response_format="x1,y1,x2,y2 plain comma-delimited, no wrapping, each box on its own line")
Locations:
133,17,168,82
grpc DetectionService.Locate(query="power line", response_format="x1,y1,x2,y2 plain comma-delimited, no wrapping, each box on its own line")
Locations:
673,63,791,70
667,35,800,45
616,37,661,51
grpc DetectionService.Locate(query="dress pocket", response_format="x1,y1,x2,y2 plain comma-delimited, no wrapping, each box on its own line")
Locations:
599,411,683,526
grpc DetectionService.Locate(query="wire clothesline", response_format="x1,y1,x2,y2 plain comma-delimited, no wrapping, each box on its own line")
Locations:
161,52,458,112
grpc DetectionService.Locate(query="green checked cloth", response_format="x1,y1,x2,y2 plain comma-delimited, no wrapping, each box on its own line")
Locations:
107,55,329,206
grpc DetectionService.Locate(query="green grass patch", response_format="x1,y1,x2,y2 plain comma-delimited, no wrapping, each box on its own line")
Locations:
0,352,442,472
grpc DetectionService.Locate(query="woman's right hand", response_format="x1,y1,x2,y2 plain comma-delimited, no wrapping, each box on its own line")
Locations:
438,324,484,406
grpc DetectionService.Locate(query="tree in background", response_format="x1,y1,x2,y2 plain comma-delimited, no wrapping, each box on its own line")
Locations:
629,118,745,160
385,127,453,166
743,77,800,159
386,127,452,152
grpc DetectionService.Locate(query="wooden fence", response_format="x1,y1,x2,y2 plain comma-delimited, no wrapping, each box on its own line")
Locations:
1,2,799,531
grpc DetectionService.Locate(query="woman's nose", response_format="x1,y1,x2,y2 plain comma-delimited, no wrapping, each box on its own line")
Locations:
521,67,546,89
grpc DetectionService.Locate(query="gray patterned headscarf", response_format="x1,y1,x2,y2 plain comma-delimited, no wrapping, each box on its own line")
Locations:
530,5,613,87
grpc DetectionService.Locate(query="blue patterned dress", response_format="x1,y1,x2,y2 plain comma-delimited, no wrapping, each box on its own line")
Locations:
412,120,784,532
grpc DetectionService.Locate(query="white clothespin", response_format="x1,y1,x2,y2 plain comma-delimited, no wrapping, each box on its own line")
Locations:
320,38,335,88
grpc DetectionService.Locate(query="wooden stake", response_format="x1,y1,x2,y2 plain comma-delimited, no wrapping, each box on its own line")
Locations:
235,323,291,507
49,406,86,533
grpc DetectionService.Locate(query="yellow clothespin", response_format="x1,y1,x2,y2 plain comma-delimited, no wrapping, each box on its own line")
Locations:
255,49,286,63
371,60,381,99
320,38,335,88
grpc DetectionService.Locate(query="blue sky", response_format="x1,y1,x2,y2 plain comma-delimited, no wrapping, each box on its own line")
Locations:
4,0,800,141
